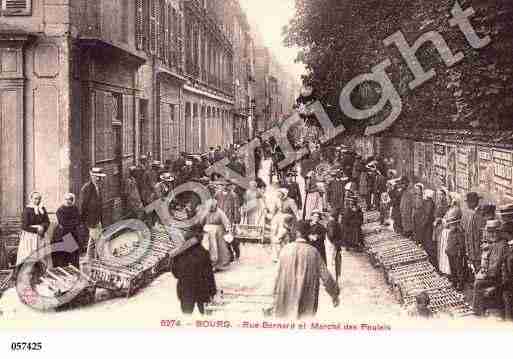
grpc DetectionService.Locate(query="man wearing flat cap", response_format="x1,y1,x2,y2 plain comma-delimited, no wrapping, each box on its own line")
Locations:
80,167,106,261
461,191,485,278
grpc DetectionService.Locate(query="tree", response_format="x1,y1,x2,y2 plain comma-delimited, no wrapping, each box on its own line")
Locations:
284,0,513,138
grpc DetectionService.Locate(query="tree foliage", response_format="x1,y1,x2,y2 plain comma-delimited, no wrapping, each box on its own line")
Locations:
284,0,513,138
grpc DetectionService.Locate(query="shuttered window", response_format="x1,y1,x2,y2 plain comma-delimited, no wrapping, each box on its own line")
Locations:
157,0,164,59
164,2,170,65
95,91,115,162
1,0,31,16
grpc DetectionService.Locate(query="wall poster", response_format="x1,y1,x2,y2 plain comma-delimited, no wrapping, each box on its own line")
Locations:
478,147,494,193
433,142,448,188
493,149,513,199
414,142,426,180
446,145,457,192
455,145,472,193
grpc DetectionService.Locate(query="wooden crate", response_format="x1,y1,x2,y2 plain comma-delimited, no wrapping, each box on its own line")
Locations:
0,269,14,296
234,225,265,243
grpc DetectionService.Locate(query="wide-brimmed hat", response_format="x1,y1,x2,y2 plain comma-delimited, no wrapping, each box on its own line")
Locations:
90,167,107,177
485,219,501,232
159,173,175,182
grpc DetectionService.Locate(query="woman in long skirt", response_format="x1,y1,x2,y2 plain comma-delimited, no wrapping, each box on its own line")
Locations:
200,200,232,271
242,181,265,226
439,204,462,276
54,193,82,268
16,191,52,274
433,189,449,271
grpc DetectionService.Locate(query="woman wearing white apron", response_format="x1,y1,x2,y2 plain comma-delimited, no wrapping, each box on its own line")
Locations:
16,191,52,275
242,181,266,226
200,200,232,271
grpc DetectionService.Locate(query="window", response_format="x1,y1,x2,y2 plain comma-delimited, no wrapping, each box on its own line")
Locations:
1,0,31,16
135,0,149,51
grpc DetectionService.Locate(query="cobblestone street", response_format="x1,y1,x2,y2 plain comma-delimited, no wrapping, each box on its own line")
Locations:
1,241,405,328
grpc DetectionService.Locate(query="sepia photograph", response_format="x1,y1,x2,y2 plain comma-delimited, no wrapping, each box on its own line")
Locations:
1,0,513,354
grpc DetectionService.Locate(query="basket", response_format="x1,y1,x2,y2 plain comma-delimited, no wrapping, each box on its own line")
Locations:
385,261,436,285
0,269,14,296
234,224,265,243
37,265,96,310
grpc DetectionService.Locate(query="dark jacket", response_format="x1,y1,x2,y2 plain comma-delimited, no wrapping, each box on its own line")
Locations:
22,206,50,235
171,243,217,304
285,181,303,210
80,181,103,227
445,227,465,257
327,219,343,249
309,222,327,263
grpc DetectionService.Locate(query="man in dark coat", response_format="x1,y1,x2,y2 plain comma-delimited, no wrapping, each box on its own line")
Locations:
421,190,436,266
327,170,348,222
80,167,106,261
283,172,303,212
171,225,217,315
342,195,364,252
308,210,327,263
462,192,485,277
390,179,405,234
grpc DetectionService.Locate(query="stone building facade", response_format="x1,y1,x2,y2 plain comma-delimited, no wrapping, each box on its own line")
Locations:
0,0,300,246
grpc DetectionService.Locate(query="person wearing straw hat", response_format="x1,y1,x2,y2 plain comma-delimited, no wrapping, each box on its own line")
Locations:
80,167,107,261
473,219,507,315
442,208,465,290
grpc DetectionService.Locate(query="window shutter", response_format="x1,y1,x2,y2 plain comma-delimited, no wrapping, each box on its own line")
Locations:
135,0,144,50
167,4,175,66
164,2,169,64
157,0,164,59
178,11,184,72
1,0,31,16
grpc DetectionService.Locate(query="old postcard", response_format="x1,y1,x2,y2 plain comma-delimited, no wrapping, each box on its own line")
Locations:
1,0,513,348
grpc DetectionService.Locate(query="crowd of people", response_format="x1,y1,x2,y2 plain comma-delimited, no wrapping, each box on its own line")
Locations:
5,135,513,321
